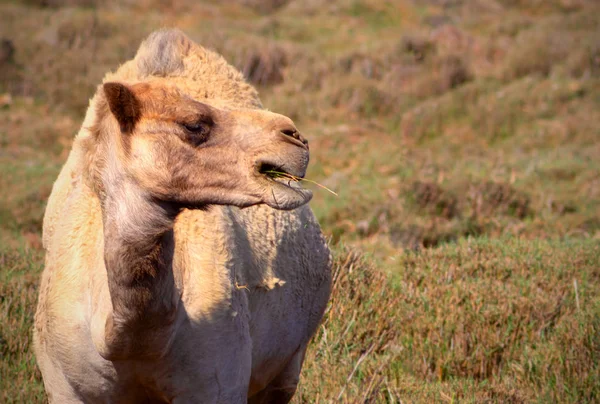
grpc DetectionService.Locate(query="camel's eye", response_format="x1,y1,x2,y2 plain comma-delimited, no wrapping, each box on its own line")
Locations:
180,119,212,145
183,121,210,135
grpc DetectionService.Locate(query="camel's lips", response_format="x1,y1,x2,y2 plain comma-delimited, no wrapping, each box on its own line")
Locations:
254,160,313,209
269,175,304,190
257,162,306,180
262,173,303,191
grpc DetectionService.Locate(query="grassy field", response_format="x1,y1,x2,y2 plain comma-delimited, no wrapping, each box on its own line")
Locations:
1,0,599,402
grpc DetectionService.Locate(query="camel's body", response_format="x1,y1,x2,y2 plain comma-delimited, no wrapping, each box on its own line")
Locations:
34,30,331,403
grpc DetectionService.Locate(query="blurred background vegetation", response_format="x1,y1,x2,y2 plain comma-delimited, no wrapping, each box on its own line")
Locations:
0,0,599,402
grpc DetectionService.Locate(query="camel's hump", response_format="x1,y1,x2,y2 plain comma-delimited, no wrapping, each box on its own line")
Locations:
135,28,193,78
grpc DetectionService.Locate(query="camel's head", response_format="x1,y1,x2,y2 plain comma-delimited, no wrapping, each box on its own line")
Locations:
97,81,312,210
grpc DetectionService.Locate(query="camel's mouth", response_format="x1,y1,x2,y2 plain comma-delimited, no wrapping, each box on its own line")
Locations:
258,163,304,186
256,161,313,210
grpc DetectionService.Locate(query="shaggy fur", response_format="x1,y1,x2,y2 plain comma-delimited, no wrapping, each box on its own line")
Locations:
34,29,331,403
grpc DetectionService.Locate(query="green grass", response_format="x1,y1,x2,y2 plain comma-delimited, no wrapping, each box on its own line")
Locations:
1,0,599,402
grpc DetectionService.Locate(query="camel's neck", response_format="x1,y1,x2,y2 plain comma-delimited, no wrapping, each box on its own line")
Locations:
100,179,180,359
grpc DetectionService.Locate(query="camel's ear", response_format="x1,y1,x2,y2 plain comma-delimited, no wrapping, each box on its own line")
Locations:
103,82,141,134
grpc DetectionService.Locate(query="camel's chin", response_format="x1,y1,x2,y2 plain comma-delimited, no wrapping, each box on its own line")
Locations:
262,179,313,210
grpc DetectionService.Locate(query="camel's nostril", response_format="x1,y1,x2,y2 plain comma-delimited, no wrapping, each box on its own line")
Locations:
281,128,297,138
279,126,308,149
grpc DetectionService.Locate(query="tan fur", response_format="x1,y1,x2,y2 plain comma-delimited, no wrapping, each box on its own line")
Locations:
34,29,331,403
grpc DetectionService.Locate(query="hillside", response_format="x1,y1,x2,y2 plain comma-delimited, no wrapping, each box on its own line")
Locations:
1,0,599,402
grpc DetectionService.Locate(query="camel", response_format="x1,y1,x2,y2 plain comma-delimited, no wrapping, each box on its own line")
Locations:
33,29,331,403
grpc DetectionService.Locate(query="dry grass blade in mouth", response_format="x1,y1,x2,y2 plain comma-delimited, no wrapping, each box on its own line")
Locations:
264,170,338,196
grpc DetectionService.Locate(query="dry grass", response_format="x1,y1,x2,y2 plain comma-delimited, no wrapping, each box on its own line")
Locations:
1,0,599,401
0,246,45,403
299,239,600,402
2,240,598,402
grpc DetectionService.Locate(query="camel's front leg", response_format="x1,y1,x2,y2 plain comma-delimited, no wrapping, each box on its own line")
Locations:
247,346,307,404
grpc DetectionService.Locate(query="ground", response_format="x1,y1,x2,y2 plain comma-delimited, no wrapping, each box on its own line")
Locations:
0,0,599,402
